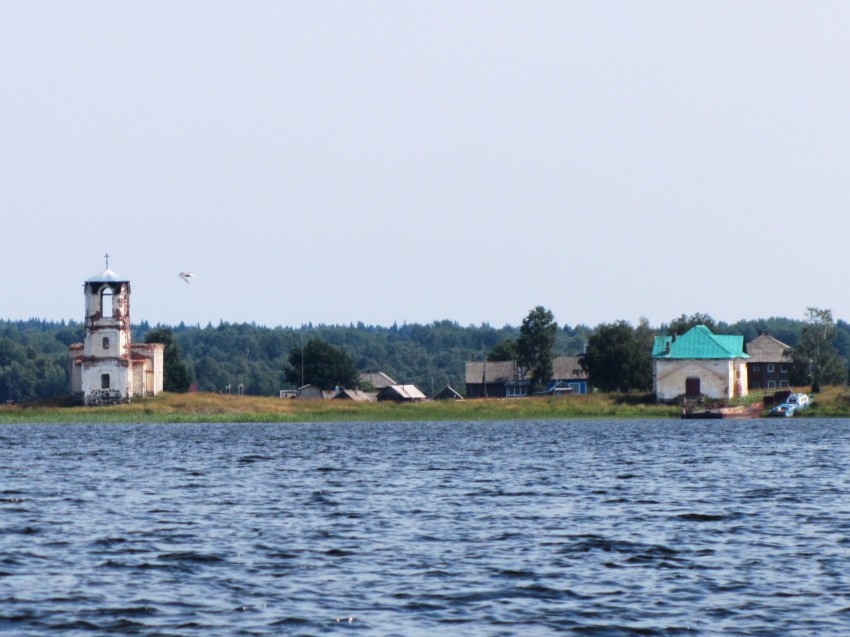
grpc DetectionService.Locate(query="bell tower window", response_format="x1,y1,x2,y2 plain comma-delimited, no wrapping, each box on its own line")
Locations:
103,337,110,350
102,287,114,318
101,374,110,389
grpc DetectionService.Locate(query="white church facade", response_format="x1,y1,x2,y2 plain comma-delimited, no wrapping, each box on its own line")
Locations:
69,262,164,405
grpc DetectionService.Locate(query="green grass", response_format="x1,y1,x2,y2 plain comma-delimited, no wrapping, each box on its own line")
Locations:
3,387,848,424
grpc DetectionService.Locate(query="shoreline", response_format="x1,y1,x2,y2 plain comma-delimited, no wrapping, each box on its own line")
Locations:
2,388,849,423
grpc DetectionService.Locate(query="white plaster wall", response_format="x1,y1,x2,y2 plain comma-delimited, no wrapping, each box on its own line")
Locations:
132,364,147,397
655,359,735,400
81,361,132,399
70,362,82,394
84,327,124,357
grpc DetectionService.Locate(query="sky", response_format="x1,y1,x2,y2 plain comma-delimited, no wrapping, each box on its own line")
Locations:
3,2,849,330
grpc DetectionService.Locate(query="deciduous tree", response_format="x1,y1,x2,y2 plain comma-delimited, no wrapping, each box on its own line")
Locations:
488,338,517,362
790,307,847,392
517,306,558,392
145,327,191,392
666,313,716,335
580,319,654,392
285,338,359,390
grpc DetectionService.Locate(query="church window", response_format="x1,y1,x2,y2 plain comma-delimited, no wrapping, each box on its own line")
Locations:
103,337,110,350
101,374,110,389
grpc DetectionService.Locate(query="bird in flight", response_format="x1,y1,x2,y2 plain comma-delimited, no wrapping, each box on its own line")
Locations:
179,271,198,283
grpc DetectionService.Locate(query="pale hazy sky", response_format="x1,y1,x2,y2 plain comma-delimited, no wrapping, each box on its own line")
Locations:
3,2,848,330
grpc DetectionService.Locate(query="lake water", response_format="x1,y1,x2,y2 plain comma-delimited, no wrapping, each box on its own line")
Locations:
2,419,850,636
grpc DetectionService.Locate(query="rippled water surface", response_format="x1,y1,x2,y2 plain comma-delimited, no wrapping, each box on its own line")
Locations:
2,419,850,635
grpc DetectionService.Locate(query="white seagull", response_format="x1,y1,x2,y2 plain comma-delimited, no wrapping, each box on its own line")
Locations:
179,271,198,284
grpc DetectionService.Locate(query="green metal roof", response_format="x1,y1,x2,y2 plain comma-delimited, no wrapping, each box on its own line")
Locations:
652,325,749,359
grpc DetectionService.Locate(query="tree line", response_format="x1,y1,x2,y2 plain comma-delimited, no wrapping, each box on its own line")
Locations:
0,309,848,402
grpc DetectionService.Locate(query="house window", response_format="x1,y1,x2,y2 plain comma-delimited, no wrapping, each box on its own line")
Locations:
752,364,760,372
752,382,761,389
780,365,787,374
101,374,110,389
103,337,110,350
767,380,776,389
506,385,527,398
779,380,790,387
767,364,775,373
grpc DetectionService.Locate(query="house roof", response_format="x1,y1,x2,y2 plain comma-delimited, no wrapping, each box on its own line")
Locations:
465,360,519,384
335,389,375,402
358,371,397,389
744,334,793,363
552,356,587,380
652,325,749,360
465,356,587,384
377,384,427,400
434,385,464,400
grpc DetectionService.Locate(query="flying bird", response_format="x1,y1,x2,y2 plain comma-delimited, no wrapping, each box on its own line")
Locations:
179,271,198,283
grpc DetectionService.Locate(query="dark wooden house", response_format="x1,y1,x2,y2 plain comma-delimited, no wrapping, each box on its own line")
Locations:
744,334,793,390
465,356,588,398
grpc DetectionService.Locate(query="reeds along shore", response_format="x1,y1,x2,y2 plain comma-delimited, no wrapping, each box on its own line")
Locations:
3,386,850,423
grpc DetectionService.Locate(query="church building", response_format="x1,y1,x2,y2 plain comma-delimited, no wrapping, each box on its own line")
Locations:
69,258,164,405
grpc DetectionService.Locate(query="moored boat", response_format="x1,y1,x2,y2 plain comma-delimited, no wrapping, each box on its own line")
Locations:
768,403,796,417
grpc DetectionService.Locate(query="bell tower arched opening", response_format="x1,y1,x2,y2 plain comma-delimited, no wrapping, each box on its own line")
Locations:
101,287,114,318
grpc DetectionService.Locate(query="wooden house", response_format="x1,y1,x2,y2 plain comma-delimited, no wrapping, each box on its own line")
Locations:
744,334,793,390
464,356,588,398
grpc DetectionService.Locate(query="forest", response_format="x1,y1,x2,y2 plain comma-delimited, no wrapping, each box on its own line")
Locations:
1,313,849,403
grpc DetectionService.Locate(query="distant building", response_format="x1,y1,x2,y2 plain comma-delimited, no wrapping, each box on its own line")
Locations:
376,384,427,402
744,334,793,390
433,385,464,401
335,388,375,402
69,259,164,406
464,356,588,398
652,325,749,401
295,384,329,400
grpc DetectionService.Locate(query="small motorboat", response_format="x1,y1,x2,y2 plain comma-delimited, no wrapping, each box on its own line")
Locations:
768,403,796,417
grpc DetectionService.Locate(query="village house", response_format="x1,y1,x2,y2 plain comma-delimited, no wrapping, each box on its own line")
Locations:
464,356,588,398
652,325,749,401
69,260,164,406
744,334,793,390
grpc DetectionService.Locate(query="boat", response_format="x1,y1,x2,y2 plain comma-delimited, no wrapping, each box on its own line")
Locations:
768,403,796,417
767,393,811,417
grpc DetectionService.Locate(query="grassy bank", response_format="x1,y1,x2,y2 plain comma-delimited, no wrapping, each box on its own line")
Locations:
3,387,850,424
0,391,684,424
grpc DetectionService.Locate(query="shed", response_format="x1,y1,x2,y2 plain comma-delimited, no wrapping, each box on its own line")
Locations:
376,384,427,402
334,388,375,402
433,385,464,401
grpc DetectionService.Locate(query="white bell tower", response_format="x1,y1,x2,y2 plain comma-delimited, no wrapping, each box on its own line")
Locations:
75,254,133,404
